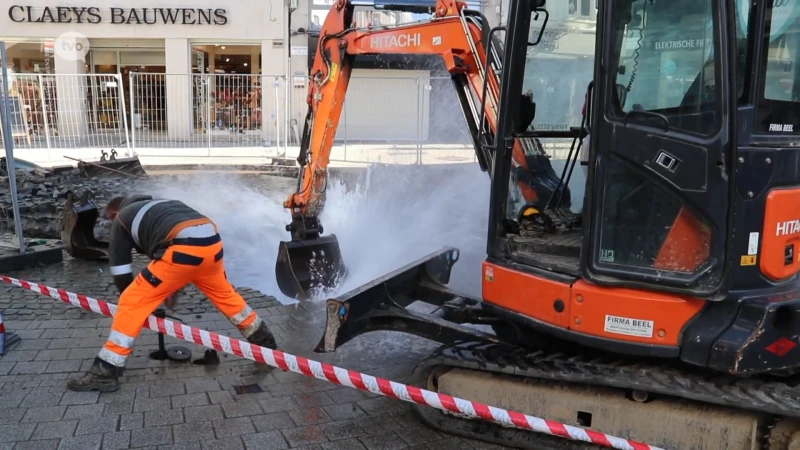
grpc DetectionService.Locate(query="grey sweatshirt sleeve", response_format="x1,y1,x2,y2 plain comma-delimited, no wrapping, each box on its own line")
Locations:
108,218,135,292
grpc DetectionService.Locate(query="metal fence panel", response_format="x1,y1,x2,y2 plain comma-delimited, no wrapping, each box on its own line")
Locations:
1,69,484,166
129,73,287,153
1,72,129,151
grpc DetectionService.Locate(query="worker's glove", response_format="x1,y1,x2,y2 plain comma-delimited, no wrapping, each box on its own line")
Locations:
164,289,183,310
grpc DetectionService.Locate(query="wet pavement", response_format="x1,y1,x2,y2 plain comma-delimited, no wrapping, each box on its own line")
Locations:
0,251,508,450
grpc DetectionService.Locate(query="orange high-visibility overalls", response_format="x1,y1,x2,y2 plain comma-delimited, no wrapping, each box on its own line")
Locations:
98,196,275,369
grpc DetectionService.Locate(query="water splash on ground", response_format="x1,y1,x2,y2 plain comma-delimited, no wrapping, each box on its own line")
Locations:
151,163,489,304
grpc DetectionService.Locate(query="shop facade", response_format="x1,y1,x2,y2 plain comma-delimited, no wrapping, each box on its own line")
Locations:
1,1,443,164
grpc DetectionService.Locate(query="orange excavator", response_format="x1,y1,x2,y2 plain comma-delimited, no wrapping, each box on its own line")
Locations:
275,0,800,448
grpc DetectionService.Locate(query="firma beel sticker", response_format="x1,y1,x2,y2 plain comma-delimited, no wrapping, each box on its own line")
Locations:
604,314,654,338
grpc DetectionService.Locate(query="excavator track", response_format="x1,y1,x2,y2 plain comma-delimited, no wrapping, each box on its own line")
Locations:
406,341,800,449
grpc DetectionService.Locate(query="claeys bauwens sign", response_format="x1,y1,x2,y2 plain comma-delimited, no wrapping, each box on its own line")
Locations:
738,0,798,41
7,6,228,25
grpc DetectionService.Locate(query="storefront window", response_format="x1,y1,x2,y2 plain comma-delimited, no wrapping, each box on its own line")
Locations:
1,38,52,74
189,44,262,134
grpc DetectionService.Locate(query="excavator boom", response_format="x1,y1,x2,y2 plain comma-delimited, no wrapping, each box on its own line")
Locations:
276,0,497,300
275,0,561,300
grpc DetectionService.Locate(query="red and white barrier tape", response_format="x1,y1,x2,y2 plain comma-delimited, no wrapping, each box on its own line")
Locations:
0,275,662,450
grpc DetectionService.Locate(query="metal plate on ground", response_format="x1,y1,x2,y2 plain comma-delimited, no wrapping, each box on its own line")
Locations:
166,346,192,362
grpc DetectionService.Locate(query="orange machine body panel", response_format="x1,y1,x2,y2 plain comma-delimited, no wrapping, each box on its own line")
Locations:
482,262,706,346
760,187,800,281
482,262,573,329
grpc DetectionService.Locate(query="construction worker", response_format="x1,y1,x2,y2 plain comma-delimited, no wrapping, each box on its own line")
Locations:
67,194,278,392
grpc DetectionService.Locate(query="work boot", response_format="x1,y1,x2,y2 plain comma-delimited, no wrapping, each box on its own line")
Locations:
244,320,279,373
245,320,278,350
67,357,124,393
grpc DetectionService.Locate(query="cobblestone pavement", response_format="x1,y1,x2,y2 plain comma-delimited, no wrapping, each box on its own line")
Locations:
0,252,508,450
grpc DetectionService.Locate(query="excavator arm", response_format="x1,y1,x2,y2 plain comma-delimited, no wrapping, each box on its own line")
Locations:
275,0,558,300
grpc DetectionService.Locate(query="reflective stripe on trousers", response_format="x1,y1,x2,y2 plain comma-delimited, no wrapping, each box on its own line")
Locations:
98,330,136,367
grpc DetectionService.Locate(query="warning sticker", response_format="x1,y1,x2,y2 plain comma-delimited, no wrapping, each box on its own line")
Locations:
741,255,757,266
603,314,654,338
484,266,494,282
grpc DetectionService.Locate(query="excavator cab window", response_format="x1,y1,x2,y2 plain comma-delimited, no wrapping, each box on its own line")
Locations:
753,0,800,134
503,4,596,234
582,0,734,295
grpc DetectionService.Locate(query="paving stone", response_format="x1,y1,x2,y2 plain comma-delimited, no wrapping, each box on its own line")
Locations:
258,397,300,414
0,422,36,442
21,391,63,408
131,426,173,447
358,432,409,450
133,396,171,413
251,412,296,433
120,412,144,431
282,425,330,447
208,391,235,405
145,408,185,428
425,437,475,450
60,390,100,406
0,407,26,424
394,425,445,447
184,379,221,394
222,399,264,418
34,350,68,361
58,433,103,450
158,443,200,450
212,417,256,438
45,360,83,373
76,415,119,435
0,350,38,362
172,421,216,443
200,437,245,450
31,419,79,440
289,407,333,426
20,405,66,423
320,439,368,450
102,430,132,450
322,404,367,421
241,431,289,450
13,439,60,450
184,405,224,423
150,381,185,398
364,394,416,413
63,404,105,420
170,392,209,408
104,398,135,415
357,415,404,434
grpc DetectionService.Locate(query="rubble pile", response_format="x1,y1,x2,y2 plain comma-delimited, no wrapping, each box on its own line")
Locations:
0,167,148,240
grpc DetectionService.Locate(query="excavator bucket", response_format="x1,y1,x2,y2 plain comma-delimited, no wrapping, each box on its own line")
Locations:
76,149,147,179
275,234,347,300
60,190,110,261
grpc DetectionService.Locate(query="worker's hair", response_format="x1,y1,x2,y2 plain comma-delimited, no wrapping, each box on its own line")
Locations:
105,195,126,216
